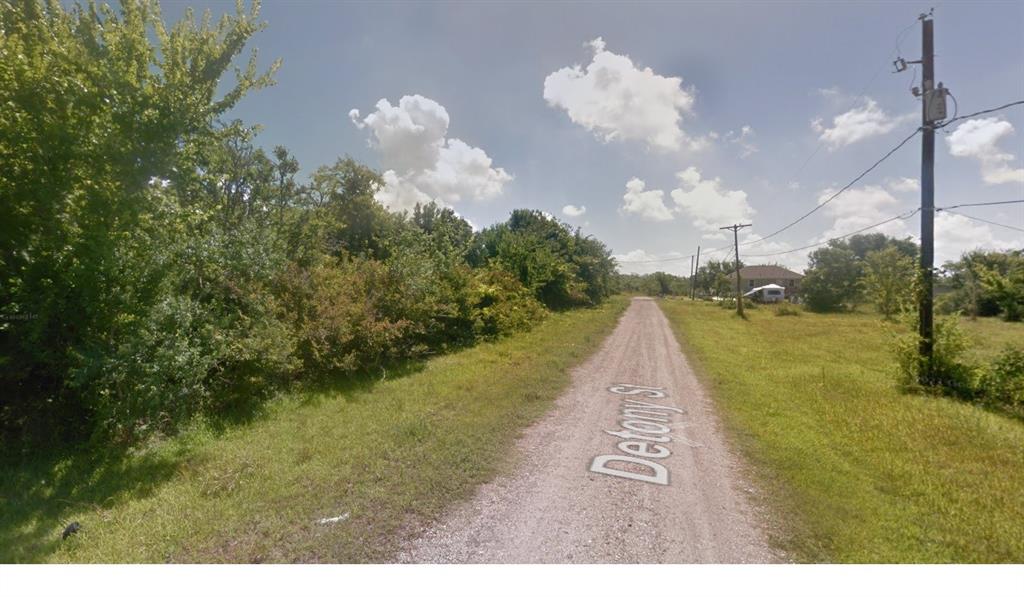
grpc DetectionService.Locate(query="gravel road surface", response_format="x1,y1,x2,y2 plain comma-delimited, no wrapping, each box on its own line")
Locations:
397,297,779,563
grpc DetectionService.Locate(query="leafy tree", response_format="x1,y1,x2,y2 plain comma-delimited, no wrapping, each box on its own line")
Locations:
862,246,917,319
412,202,475,262
693,259,741,297
476,210,613,309
802,245,861,312
0,0,278,443
847,233,917,262
981,258,1024,322
940,250,1023,319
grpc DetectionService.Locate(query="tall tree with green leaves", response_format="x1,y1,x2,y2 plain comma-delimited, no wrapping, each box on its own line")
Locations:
862,246,917,319
0,0,278,442
802,245,861,312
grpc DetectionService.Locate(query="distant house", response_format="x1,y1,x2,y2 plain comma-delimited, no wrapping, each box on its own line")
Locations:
734,265,804,298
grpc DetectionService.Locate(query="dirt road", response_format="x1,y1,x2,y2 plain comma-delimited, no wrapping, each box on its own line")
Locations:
398,297,778,563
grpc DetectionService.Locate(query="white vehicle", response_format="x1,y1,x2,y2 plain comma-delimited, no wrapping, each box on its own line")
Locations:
743,283,786,303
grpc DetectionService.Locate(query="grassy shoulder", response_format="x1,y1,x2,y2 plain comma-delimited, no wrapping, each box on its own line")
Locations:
0,297,628,563
659,299,1024,563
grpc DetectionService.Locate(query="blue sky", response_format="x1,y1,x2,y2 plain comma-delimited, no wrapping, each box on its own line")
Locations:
162,0,1023,273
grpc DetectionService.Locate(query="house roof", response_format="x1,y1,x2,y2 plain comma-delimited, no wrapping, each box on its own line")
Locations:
737,265,804,279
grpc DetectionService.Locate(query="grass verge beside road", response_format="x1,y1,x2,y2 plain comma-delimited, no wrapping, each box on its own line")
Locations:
660,299,1024,563
0,297,628,563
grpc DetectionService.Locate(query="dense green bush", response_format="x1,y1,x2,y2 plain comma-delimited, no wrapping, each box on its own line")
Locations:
893,315,975,397
471,267,547,338
282,257,415,374
476,210,613,309
978,348,1024,415
893,315,1023,417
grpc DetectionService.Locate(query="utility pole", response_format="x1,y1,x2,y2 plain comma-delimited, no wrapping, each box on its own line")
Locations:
895,10,945,384
919,14,936,384
720,224,751,317
692,245,701,300
689,255,695,300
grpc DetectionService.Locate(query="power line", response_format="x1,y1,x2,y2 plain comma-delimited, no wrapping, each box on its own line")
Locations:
936,100,1024,130
940,209,1024,234
742,208,921,258
623,97,1022,268
741,99,1023,254
936,199,1024,210
741,126,922,248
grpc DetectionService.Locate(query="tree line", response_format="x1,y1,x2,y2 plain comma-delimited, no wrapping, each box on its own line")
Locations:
0,1,614,447
801,233,1023,322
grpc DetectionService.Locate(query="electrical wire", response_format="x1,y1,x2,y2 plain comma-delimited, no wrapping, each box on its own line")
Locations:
936,200,1024,210
624,97,1022,267
742,209,922,258
740,126,922,248
941,210,1024,234
937,100,1024,130
945,88,959,123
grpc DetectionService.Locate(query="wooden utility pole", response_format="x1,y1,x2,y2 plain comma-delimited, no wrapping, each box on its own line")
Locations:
692,245,701,300
918,14,936,383
689,255,695,299
720,224,751,316
895,10,945,384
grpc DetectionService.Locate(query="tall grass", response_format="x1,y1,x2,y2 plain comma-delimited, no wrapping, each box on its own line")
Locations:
660,299,1024,563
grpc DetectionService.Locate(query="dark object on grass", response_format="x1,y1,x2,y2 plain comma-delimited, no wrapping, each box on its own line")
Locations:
62,522,81,540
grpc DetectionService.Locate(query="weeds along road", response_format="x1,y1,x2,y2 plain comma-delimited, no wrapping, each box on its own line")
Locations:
398,297,779,563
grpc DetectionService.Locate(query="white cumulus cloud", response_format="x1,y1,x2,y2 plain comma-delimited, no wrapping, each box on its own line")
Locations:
812,98,911,150
888,177,920,193
670,167,755,233
934,211,1020,265
350,94,512,212
544,37,701,152
562,204,587,217
814,184,911,241
946,117,1024,185
621,177,674,221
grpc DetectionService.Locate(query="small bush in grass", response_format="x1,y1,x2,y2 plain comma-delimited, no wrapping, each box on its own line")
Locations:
893,314,977,398
775,303,801,316
978,347,1024,415
892,313,1024,416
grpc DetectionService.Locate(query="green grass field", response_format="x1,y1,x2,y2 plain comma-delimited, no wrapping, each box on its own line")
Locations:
660,298,1024,563
0,297,628,563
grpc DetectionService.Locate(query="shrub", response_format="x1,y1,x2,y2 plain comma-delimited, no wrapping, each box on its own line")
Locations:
978,347,1024,415
88,292,298,442
282,257,418,374
471,267,547,338
893,314,977,398
775,303,801,316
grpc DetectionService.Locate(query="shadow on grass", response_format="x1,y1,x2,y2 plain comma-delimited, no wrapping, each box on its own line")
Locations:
0,358,429,563
0,445,188,562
